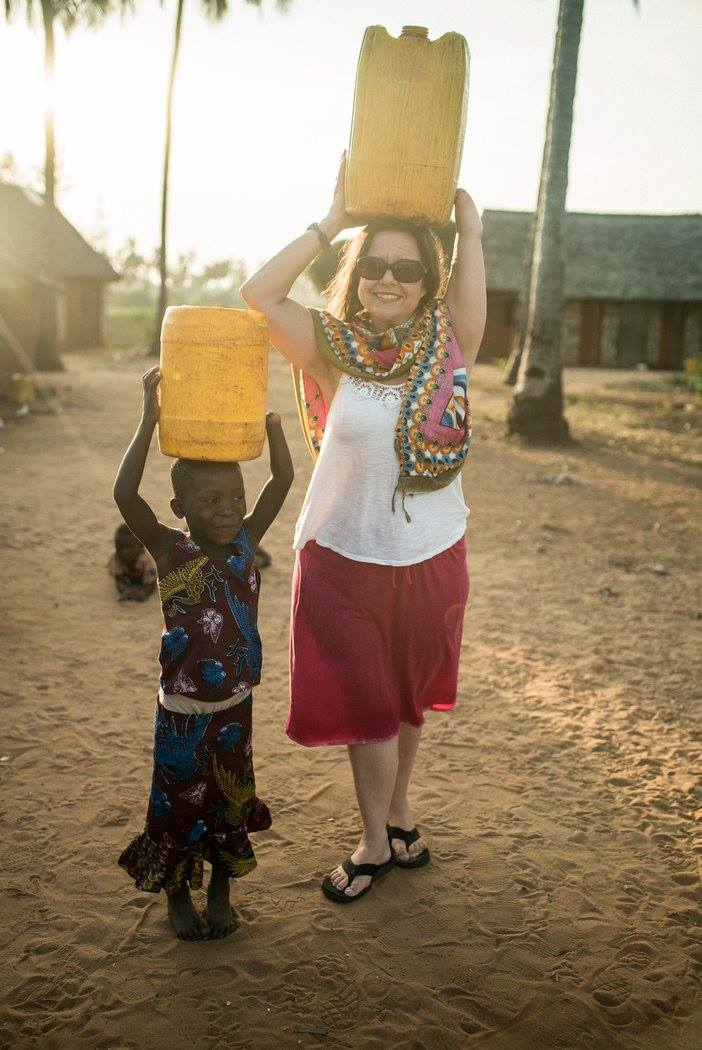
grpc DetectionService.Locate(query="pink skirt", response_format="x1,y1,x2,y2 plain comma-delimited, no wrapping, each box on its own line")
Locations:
286,538,469,747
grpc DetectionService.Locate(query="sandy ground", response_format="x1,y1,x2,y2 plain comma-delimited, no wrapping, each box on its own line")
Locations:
1,349,700,1049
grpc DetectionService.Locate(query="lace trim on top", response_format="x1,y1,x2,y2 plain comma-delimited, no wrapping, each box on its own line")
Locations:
345,375,404,409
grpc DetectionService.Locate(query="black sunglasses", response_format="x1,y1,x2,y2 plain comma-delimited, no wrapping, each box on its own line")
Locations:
355,255,426,284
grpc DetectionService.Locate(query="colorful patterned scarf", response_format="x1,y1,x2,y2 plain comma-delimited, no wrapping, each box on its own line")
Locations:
293,299,472,517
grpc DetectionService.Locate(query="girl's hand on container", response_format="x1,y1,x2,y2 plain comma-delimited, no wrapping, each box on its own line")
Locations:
142,366,161,425
265,411,282,428
454,189,482,237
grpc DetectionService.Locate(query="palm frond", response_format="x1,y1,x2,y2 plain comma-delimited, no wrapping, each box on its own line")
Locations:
67,0,134,29
200,0,290,18
4,0,133,30
200,0,233,19
3,0,33,22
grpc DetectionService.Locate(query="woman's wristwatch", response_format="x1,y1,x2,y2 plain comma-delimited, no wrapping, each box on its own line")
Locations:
307,221,332,251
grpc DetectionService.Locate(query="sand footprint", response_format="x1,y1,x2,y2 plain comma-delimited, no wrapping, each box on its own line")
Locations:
281,952,360,1033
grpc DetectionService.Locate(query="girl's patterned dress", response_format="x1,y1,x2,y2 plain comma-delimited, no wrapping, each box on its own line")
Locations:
118,524,271,893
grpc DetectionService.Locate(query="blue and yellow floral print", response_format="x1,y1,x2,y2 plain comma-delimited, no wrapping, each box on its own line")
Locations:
119,697,271,894
157,524,262,702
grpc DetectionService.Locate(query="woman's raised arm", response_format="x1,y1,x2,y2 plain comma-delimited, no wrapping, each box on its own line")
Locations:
241,157,352,381
445,189,487,371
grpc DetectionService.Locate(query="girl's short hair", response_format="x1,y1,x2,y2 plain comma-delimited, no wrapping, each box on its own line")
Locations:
170,458,242,499
324,220,448,321
170,458,199,499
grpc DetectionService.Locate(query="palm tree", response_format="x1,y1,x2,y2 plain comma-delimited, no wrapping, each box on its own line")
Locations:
507,0,638,441
151,0,291,354
3,0,126,371
503,211,536,387
506,0,583,441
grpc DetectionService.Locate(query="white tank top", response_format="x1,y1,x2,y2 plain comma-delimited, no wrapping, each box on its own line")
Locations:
293,373,469,566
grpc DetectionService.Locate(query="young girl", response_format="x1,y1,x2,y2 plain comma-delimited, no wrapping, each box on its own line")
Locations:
114,366,293,940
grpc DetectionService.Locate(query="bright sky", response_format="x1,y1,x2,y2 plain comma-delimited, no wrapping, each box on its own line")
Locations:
1,0,700,272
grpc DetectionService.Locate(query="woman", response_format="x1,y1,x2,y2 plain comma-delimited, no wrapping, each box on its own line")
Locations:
241,158,486,902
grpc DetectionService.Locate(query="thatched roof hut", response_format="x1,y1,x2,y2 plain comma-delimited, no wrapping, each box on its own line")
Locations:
0,182,118,373
481,210,702,368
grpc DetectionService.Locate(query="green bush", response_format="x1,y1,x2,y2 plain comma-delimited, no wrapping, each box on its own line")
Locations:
106,304,154,350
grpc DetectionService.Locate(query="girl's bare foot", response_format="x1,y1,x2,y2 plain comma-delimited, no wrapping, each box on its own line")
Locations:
167,884,209,941
205,864,237,939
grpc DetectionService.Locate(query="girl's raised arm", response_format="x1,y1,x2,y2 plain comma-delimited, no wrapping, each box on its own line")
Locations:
113,367,171,562
245,412,294,548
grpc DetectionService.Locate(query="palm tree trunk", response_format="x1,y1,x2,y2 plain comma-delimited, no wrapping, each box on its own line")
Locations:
151,0,185,355
503,211,535,386
504,76,561,391
507,0,584,441
37,0,63,371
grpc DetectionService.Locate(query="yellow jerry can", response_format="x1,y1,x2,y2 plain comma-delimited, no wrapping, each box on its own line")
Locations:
158,306,269,462
346,25,470,227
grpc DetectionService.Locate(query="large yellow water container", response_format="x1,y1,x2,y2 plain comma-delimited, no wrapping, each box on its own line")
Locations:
346,25,469,227
158,306,268,462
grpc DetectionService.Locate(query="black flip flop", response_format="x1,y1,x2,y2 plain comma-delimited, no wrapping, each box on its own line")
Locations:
387,825,431,869
321,855,395,903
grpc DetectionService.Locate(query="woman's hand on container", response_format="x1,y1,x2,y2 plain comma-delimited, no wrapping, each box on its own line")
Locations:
141,366,161,426
265,410,282,429
454,189,482,238
322,152,353,236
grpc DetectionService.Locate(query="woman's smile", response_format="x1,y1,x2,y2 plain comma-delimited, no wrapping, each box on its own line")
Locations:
356,230,426,329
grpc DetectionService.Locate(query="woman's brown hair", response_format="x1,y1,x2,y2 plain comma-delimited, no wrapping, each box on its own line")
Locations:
324,219,448,321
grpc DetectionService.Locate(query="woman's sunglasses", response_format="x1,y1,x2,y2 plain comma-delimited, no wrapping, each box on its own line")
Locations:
355,256,426,284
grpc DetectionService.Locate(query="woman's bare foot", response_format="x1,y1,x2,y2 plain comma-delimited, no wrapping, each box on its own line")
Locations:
167,884,209,941
387,805,429,862
328,836,392,898
205,865,237,939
